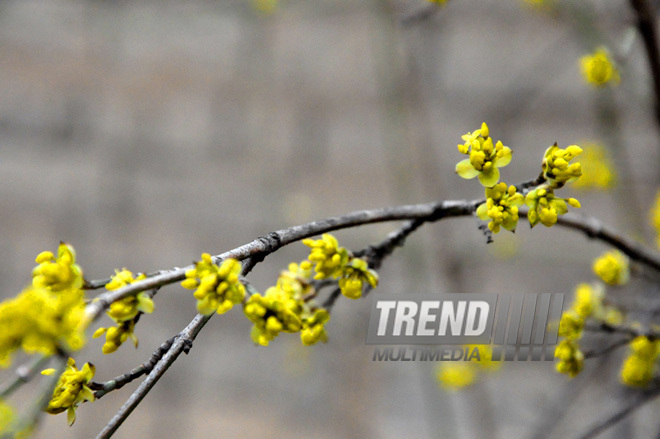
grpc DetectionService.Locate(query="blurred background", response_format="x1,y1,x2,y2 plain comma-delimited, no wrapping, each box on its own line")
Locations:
1,0,660,437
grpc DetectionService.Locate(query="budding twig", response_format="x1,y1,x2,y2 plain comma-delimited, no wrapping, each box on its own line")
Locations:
91,196,660,438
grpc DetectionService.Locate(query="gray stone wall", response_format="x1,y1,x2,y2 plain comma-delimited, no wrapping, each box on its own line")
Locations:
0,0,658,438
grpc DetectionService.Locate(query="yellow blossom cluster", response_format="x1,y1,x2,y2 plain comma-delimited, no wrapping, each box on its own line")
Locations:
580,47,620,87
650,190,660,249
93,269,155,354
593,250,629,286
182,255,245,315
524,144,583,227
0,400,15,435
252,0,278,14
571,143,616,190
554,339,584,378
455,125,582,231
555,281,623,378
621,336,660,388
476,183,524,233
555,283,601,377
0,243,87,367
542,143,583,189
42,358,95,426
303,234,378,299
526,187,581,228
436,345,500,390
455,122,512,187
244,262,329,346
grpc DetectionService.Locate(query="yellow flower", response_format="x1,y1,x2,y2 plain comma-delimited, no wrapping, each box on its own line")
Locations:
42,358,95,426
436,346,499,391
542,143,583,188
581,47,620,87
593,250,629,286
300,309,330,346
0,400,15,435
476,182,524,233
244,262,330,346
93,321,138,354
244,287,304,346
557,310,584,340
92,269,154,354
303,234,378,299
337,258,378,299
650,190,660,249
554,339,584,378
436,363,476,390
105,270,153,322
571,143,616,190
525,186,580,228
0,287,86,368
182,255,245,315
303,234,349,280
572,283,603,319
621,336,660,388
456,122,512,187
252,0,277,14
32,242,84,293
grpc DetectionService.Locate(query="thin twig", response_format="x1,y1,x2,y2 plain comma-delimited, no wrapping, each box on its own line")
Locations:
84,200,477,323
355,218,426,270
583,321,646,338
400,3,442,27
91,200,660,437
630,0,660,130
84,278,112,290
0,356,50,399
575,383,660,439
515,173,546,193
95,313,211,439
84,200,660,326
90,336,176,400
583,338,633,359
10,356,67,439
321,287,342,310
552,211,660,272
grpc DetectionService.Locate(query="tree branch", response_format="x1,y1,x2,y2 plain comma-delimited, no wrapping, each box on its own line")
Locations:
630,0,660,130
89,198,660,438
84,199,660,328
84,199,477,323
0,356,49,399
575,382,660,439
90,336,175,400
95,313,211,439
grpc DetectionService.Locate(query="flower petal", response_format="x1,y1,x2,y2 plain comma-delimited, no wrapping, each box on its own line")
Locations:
67,407,77,426
493,146,512,167
455,159,479,179
478,166,500,187
476,203,489,220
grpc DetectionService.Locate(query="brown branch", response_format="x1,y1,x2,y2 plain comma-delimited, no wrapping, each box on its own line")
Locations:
630,0,660,130
90,198,660,438
95,313,211,439
0,356,50,399
90,336,176,400
553,212,660,272
575,382,660,439
583,338,633,359
400,3,442,27
84,199,478,323
85,199,660,327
